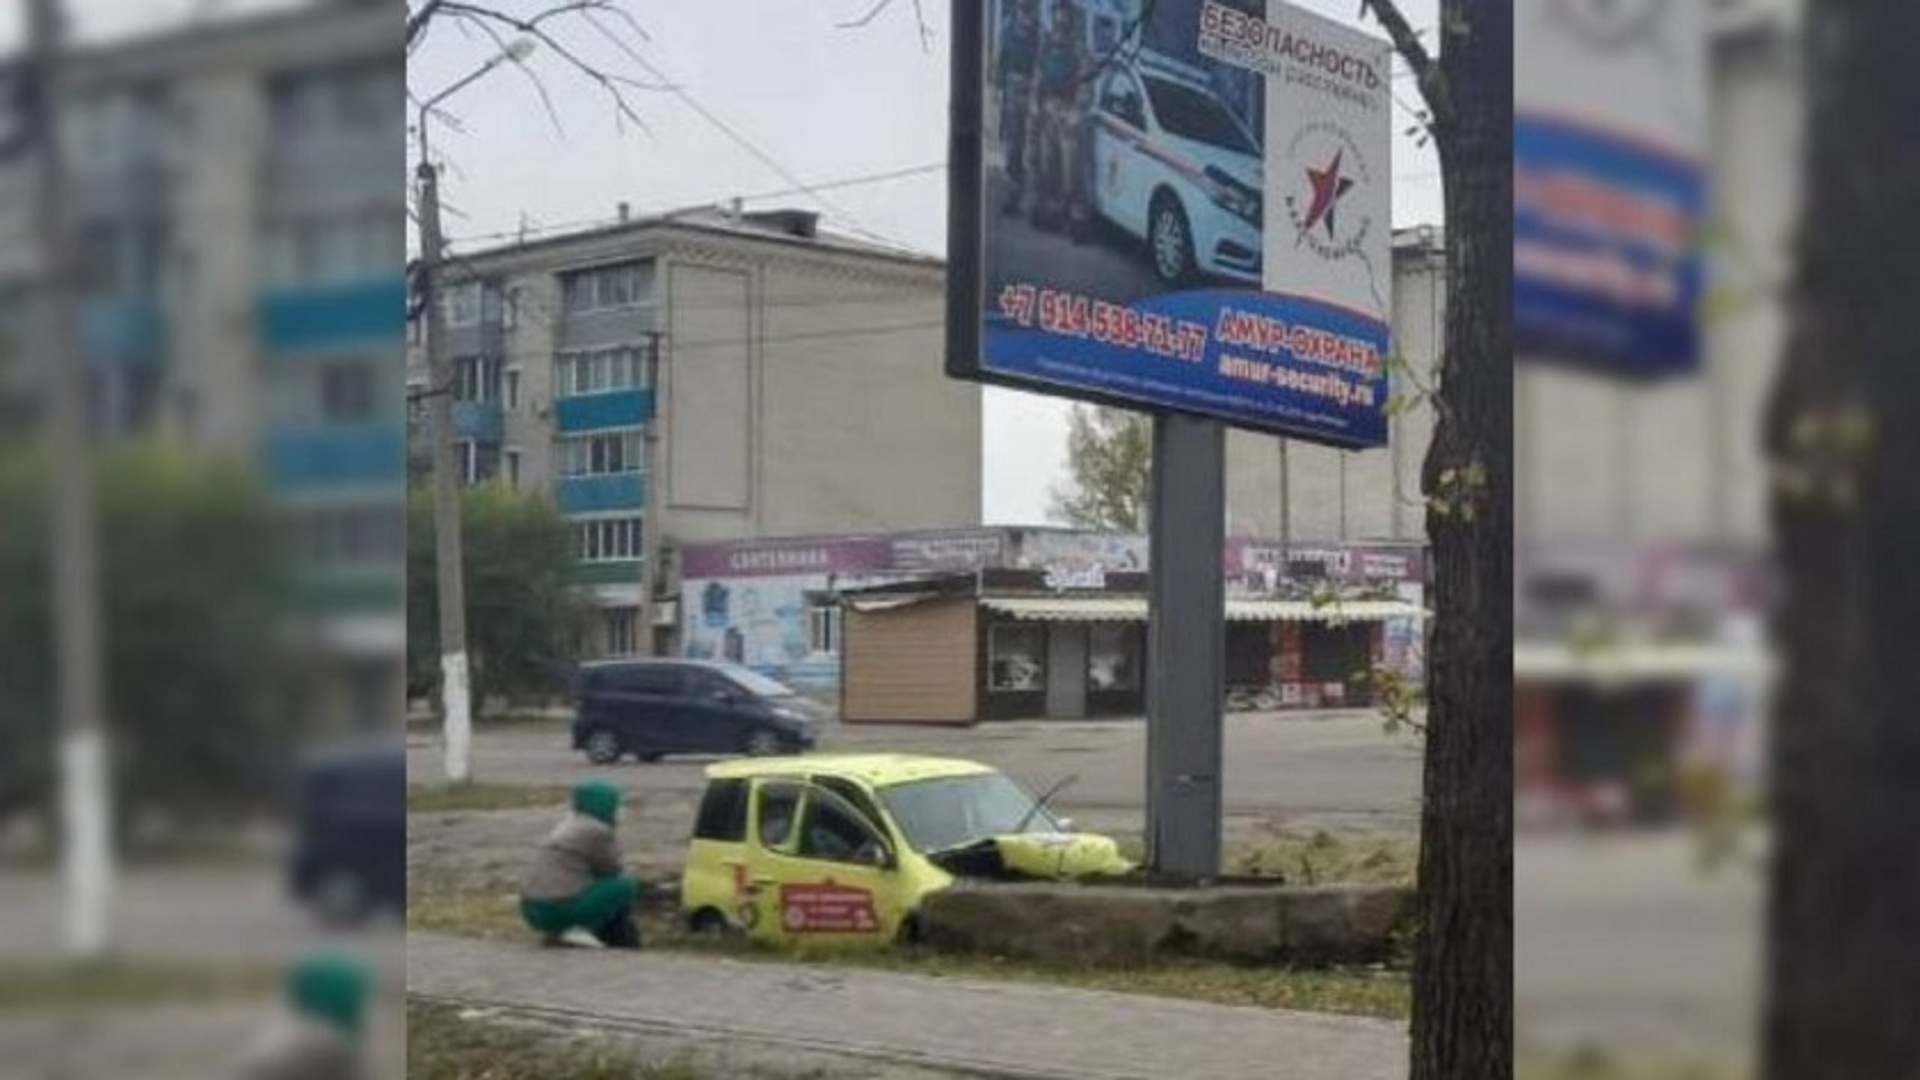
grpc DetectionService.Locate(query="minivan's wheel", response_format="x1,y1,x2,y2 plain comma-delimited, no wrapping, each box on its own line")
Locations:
311,869,371,928
1149,192,1195,285
583,728,623,765
743,729,783,757
638,752,665,764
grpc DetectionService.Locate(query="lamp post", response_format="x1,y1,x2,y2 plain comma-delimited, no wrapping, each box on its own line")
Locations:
414,39,533,783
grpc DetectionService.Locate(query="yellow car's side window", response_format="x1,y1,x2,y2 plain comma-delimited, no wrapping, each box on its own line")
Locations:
755,780,803,854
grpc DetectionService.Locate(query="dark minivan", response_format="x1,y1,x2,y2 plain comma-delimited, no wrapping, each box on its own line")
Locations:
571,659,824,764
288,737,405,925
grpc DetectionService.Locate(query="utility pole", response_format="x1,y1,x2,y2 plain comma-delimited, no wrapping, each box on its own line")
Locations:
635,331,666,656
411,39,533,781
415,152,472,783
29,0,114,959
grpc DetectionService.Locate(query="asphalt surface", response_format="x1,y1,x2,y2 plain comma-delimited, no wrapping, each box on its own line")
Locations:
411,931,1408,1080
406,711,1428,839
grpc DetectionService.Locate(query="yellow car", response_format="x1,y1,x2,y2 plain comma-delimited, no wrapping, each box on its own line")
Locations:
679,753,1134,946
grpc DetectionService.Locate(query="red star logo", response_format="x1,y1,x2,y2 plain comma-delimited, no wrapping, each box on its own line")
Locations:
1302,150,1356,239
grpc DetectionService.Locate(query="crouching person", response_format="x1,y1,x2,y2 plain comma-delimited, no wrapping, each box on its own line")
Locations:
520,781,641,948
236,951,369,1079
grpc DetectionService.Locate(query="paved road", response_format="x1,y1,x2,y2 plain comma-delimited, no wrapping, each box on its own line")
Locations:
1516,831,1761,1069
410,931,1407,1080
408,712,1427,839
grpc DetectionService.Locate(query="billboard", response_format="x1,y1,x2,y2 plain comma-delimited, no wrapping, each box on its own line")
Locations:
1514,0,1709,376
948,0,1393,447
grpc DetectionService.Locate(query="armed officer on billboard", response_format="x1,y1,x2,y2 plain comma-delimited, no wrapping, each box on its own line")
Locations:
996,0,1041,215
1031,0,1093,239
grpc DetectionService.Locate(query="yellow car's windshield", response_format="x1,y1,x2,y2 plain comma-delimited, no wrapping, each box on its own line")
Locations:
877,772,1061,853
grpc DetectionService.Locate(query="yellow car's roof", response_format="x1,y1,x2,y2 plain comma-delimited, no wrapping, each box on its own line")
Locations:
704,753,996,788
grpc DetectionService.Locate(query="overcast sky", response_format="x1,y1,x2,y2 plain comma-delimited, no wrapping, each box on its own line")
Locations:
37,0,1443,526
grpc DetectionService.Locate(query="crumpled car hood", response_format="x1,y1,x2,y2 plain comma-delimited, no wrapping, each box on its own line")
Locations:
928,831,1135,880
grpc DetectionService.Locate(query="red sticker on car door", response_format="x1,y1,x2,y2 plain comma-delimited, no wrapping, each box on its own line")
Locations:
778,882,880,934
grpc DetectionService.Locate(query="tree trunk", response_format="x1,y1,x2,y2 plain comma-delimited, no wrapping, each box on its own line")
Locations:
1408,2,1513,1078
1761,3,1920,1075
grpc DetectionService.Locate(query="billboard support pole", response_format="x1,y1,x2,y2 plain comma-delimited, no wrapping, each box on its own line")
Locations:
1145,413,1225,881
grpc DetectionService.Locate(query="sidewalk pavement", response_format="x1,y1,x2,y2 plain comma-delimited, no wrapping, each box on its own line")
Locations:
408,933,1408,1080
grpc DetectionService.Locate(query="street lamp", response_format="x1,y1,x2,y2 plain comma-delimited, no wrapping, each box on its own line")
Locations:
414,36,533,784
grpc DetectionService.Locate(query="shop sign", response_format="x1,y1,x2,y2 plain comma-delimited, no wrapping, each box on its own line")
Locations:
1043,565,1108,592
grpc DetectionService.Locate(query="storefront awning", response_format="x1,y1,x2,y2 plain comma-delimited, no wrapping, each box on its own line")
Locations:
1513,641,1776,682
981,597,1429,623
846,592,943,613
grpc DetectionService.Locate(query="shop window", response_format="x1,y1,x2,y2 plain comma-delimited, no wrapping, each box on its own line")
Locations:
809,605,841,655
989,625,1046,693
1087,624,1139,691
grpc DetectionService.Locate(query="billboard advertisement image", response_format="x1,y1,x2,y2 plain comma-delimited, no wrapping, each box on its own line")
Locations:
1514,0,1709,376
949,0,1393,447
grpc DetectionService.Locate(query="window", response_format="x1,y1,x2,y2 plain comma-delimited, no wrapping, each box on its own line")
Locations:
443,283,481,327
453,356,500,403
694,779,751,842
606,607,638,656
756,781,802,850
559,262,652,314
575,517,643,562
304,504,404,569
262,210,404,288
988,625,1046,692
319,361,376,422
502,287,522,330
504,448,522,488
808,605,841,655
607,664,683,696
503,368,522,411
797,788,887,865
1088,624,1140,691
458,440,499,486
557,431,644,477
553,344,652,397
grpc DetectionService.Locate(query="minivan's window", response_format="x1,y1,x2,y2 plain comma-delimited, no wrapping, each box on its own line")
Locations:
694,779,750,842
709,664,797,699
606,665,683,695
877,772,1060,853
757,781,802,849
1143,76,1258,155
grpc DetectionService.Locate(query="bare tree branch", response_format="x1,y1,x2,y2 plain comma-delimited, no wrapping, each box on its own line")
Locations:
836,0,934,51
407,0,448,50
1359,0,1450,127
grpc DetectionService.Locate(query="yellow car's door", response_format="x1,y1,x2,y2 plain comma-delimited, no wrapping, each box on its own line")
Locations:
742,780,911,947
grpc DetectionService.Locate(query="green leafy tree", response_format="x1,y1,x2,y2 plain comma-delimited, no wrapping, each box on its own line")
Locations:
1048,404,1151,531
408,483,584,711
0,442,288,827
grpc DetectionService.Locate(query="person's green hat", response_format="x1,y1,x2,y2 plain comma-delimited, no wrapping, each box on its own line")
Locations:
573,780,622,826
288,951,370,1035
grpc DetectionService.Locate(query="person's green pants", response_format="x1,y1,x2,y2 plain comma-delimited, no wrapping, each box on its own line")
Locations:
520,876,639,936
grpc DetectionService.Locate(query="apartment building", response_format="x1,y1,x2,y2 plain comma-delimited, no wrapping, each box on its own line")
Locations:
407,206,984,658
0,4,405,731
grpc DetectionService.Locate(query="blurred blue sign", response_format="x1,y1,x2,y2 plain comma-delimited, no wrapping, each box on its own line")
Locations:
1515,0,1709,377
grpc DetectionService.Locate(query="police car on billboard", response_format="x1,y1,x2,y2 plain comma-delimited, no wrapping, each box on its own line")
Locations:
1088,52,1264,286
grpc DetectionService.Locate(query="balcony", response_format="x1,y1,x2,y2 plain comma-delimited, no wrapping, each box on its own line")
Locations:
553,389,655,435
453,400,505,443
81,298,163,367
555,473,645,515
262,424,406,493
259,276,407,354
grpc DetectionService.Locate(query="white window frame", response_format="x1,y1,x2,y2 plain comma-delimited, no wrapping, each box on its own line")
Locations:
808,605,841,655
574,515,644,563
556,430,644,478
606,606,639,657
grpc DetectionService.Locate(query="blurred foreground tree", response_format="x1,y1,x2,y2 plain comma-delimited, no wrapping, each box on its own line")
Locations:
1049,404,1151,531
1361,2,1513,1078
408,484,583,711
0,444,287,830
1760,2,1920,1075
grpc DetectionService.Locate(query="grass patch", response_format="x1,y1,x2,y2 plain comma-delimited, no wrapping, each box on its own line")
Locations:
1112,831,1417,887
407,882,1408,1021
408,1000,719,1080
0,959,280,1010
408,783,573,814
